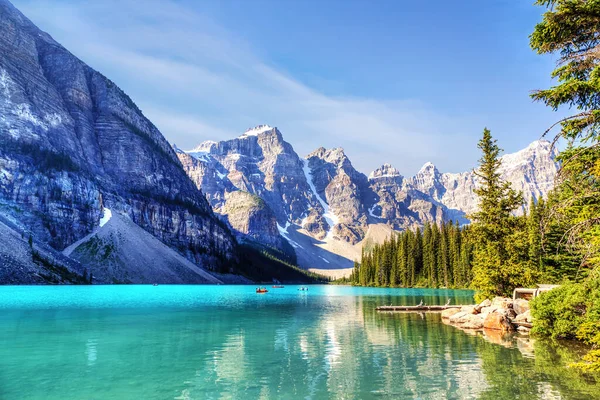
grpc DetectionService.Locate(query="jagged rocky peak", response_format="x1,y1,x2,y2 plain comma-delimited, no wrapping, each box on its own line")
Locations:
416,161,440,178
307,147,352,169
368,163,402,180
499,139,556,170
409,161,446,199
305,146,371,244
177,124,320,239
187,140,218,155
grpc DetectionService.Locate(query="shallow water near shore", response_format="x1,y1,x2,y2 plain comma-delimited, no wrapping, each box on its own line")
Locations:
0,285,597,399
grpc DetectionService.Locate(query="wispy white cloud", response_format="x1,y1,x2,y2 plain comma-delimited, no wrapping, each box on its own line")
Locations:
13,0,482,175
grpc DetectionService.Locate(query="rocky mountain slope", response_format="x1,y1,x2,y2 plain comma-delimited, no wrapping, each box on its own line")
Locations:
0,0,237,283
180,126,559,276
63,211,223,284
0,213,87,284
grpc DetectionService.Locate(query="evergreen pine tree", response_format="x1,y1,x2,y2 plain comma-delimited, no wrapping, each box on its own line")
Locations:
470,128,525,301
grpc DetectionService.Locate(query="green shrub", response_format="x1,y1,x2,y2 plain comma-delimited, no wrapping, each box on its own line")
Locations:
532,269,600,372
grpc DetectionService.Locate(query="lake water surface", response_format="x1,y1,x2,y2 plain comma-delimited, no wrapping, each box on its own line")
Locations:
0,285,597,399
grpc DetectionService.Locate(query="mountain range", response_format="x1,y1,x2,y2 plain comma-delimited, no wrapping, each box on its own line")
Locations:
0,0,559,283
176,126,559,277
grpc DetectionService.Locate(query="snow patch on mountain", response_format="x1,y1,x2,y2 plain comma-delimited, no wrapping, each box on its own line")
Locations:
216,170,227,180
189,140,217,153
499,140,551,172
0,68,12,97
240,125,273,137
277,222,304,249
302,159,339,238
368,204,381,219
99,208,112,228
185,150,211,162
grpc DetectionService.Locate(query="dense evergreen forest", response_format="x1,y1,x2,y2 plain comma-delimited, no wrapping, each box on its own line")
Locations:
349,222,472,289
348,0,600,371
348,195,575,292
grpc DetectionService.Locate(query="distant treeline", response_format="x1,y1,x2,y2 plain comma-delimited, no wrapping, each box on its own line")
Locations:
349,222,473,288
348,195,579,291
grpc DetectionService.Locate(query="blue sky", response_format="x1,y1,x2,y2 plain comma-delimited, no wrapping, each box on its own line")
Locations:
14,0,560,175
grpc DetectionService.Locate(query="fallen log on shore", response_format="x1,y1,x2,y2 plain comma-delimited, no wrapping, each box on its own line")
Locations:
376,305,465,312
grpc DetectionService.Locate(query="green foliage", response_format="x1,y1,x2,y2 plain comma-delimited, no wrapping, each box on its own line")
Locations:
530,0,600,143
350,221,472,289
530,0,600,272
529,1,600,371
553,146,600,270
469,129,535,301
532,270,600,371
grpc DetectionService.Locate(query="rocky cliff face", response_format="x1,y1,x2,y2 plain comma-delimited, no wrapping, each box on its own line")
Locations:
176,126,328,251
305,147,370,244
0,0,236,280
180,126,559,275
368,163,446,230
220,190,292,256
409,139,560,220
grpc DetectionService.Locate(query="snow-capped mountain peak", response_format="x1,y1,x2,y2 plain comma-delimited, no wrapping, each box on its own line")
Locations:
418,161,438,174
240,124,274,137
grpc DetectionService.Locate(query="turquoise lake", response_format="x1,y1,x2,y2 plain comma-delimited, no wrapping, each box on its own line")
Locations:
0,285,598,399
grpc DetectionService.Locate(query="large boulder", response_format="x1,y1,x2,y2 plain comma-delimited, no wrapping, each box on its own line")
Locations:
449,311,471,325
483,312,515,332
479,305,500,320
461,314,484,330
460,305,476,314
491,297,513,310
441,308,461,320
513,299,530,315
474,299,492,313
514,310,532,323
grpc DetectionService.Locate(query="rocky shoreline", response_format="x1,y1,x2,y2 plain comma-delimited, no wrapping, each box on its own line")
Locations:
442,297,533,335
